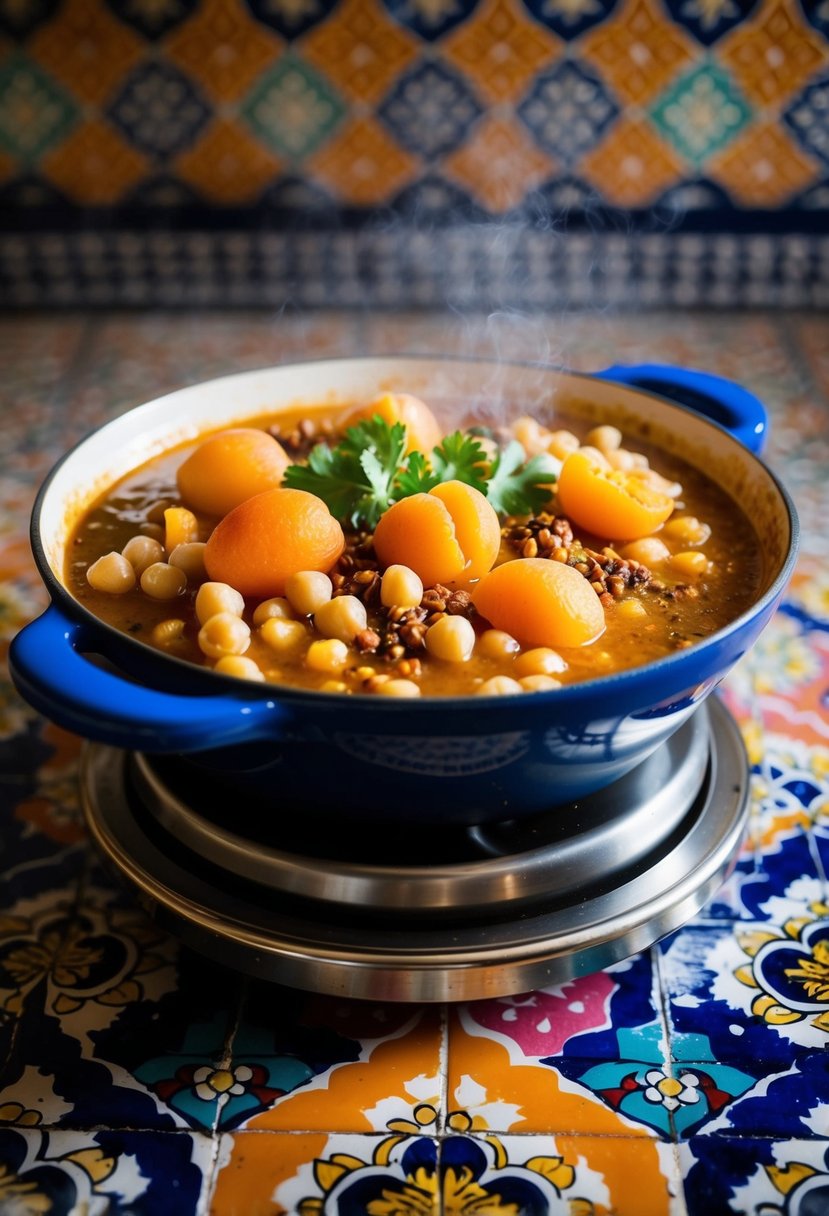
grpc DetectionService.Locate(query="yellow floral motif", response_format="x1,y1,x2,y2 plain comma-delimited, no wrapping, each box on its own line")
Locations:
0,1164,51,1213
784,940,829,1003
301,1120,581,1215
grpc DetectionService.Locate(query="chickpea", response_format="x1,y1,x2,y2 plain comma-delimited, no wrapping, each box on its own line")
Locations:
164,505,199,552
520,674,562,692
320,680,348,693
306,638,349,673
513,416,552,457
381,564,424,610
314,595,367,644
86,552,135,594
477,676,522,696
260,617,308,653
547,430,580,460
578,445,612,468
663,515,711,546
140,562,187,600
607,448,636,471
285,571,333,617
139,522,165,542
514,647,567,678
375,679,421,698
150,618,187,648
198,612,250,659
631,468,682,498
214,655,265,682
252,597,295,627
671,551,709,577
616,599,648,619
122,535,165,576
477,629,520,660
585,424,622,453
425,615,476,662
196,581,245,625
621,537,670,565
168,542,207,582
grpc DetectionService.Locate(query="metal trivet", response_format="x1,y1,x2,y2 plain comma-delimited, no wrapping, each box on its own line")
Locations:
80,698,749,1002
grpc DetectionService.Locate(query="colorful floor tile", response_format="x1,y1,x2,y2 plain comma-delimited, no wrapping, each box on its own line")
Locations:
0,310,826,1212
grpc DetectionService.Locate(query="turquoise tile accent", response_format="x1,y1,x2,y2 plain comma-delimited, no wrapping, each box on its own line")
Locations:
649,60,753,168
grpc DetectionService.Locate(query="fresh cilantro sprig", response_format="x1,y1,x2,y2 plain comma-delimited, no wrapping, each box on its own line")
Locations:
282,415,559,529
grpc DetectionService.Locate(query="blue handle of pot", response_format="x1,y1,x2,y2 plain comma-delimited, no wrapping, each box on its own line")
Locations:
9,603,287,752
596,363,767,453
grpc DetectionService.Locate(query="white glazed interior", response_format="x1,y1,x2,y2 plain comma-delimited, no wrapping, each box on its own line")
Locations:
39,357,793,600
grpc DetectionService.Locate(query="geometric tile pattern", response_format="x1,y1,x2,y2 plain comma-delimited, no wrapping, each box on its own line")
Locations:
1,309,828,1213
1,0,827,303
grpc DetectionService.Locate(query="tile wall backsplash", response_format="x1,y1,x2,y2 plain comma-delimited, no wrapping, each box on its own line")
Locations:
1,0,827,306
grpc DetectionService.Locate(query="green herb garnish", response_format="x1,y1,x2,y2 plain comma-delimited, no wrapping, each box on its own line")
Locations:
283,415,559,529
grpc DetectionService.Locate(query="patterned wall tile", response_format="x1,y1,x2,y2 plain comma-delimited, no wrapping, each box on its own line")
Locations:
581,0,697,106
166,0,282,102
308,114,417,204
40,119,148,204
107,62,211,159
719,0,827,107
302,0,418,103
105,0,201,38
379,59,483,160
175,116,281,202
662,0,760,46
0,55,78,164
443,112,553,211
241,54,345,161
442,0,560,103
517,58,619,168
709,119,820,206
648,60,753,168
0,0,825,305
28,0,144,105
582,114,685,205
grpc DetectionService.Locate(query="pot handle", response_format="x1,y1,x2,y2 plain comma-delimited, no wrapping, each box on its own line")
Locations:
9,602,288,752
596,363,767,453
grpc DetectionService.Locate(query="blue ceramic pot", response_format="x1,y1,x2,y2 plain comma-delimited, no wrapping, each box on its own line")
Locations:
10,357,797,824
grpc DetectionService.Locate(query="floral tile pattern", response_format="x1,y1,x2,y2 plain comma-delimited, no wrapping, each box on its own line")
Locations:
0,309,827,1212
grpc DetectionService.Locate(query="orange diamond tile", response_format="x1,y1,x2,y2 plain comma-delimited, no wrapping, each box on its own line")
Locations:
581,116,684,206
41,119,147,203
175,117,281,203
443,114,554,212
581,0,695,106
709,119,818,206
166,0,282,102
308,115,417,205
719,0,826,107
302,0,418,103
443,0,560,103
29,0,143,105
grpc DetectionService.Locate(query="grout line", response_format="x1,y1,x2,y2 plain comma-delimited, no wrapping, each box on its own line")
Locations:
437,1001,449,1136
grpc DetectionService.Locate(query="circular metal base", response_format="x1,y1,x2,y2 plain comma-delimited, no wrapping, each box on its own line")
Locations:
80,698,749,1002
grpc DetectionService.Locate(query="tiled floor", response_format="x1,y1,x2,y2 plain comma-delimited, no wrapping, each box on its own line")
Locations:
0,310,827,1214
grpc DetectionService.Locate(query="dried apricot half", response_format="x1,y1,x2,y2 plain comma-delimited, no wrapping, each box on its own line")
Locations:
473,558,605,649
373,480,500,587
343,392,442,455
556,450,675,542
177,428,289,518
204,488,344,599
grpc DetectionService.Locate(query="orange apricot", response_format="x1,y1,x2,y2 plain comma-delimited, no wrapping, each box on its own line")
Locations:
556,450,674,542
204,488,344,599
373,481,500,587
343,392,443,455
177,428,289,517
472,558,605,649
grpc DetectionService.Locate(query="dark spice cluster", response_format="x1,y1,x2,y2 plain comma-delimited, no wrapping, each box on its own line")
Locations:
504,513,652,608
